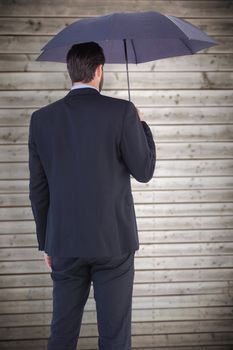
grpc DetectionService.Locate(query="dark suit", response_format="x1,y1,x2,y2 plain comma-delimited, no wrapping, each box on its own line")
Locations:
28,86,156,349
28,87,156,257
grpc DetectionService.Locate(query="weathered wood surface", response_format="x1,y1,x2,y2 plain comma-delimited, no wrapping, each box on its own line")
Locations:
1,229,233,247
0,203,233,221
1,106,233,125
1,71,233,89
1,177,233,194
0,160,233,180
0,215,232,234
1,242,233,259
0,1,233,349
1,54,233,72
1,281,233,300
0,17,232,35
0,333,232,350
2,142,233,161
1,255,233,274
0,320,233,339
0,176,233,193
0,0,233,18
0,268,233,286
0,124,233,143
1,189,233,206
0,90,233,107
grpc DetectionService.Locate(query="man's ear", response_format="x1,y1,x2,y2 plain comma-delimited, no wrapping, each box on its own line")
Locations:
95,64,101,78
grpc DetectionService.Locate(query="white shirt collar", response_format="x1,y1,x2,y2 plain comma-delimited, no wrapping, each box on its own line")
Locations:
71,84,99,92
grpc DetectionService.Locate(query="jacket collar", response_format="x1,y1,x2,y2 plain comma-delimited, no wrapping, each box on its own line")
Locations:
65,87,100,98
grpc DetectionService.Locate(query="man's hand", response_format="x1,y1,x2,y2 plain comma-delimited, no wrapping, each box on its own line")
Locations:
136,107,144,121
44,252,52,269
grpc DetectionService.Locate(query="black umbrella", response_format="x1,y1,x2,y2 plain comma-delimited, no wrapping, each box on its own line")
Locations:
36,11,219,101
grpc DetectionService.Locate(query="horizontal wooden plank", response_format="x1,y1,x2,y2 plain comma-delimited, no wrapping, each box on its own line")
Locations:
0,267,233,294
1,293,233,314
1,256,233,274
1,90,232,108
0,333,232,350
0,281,232,301
149,159,233,176
133,189,233,203
1,71,233,90
135,347,233,350
1,342,233,350
0,320,232,340
1,242,233,260
0,35,230,54
0,107,232,126
132,107,233,124
136,202,233,217
139,347,233,350
136,215,233,231
0,159,233,182
0,201,233,221
0,126,233,144
1,189,233,207
1,53,233,72
0,1,232,18
0,334,233,350
1,17,232,36
1,230,233,249
137,242,233,256
0,268,232,287
137,229,233,244
0,306,233,326
0,215,232,234
0,160,232,178
0,176,232,193
0,333,233,350
1,142,233,161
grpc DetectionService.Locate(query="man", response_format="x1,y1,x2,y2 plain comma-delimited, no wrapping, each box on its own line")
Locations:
28,41,156,350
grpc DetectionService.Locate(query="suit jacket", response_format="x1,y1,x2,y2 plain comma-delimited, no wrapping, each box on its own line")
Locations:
28,87,156,257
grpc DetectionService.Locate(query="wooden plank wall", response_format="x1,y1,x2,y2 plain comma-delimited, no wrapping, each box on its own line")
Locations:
0,0,233,349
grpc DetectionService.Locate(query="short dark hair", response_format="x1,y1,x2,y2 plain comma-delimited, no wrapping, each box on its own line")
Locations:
66,42,105,83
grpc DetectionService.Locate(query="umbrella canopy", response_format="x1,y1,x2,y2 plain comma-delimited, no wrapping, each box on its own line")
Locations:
36,11,219,100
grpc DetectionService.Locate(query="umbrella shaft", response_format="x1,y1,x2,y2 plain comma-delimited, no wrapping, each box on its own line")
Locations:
123,39,131,101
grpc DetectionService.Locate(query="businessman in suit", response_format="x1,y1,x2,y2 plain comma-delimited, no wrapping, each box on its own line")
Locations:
28,42,156,349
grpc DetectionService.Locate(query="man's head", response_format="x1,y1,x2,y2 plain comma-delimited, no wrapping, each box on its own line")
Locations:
66,42,105,92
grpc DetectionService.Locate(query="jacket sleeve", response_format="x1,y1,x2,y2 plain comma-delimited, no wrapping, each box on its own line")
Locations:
28,112,50,251
120,101,156,182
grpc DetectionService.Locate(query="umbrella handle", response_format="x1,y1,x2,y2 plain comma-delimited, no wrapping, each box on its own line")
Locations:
123,39,131,101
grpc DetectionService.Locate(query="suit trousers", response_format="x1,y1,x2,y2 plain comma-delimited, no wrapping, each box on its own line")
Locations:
47,251,135,350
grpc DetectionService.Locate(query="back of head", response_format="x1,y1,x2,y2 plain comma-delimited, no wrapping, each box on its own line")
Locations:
66,42,105,84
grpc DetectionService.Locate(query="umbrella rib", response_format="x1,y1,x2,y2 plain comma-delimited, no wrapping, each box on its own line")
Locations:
131,38,138,65
180,38,194,54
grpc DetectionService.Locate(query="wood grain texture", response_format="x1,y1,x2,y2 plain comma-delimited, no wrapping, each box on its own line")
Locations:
0,90,232,107
1,54,233,72
1,71,233,90
0,1,233,18
0,1,233,349
0,17,232,36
